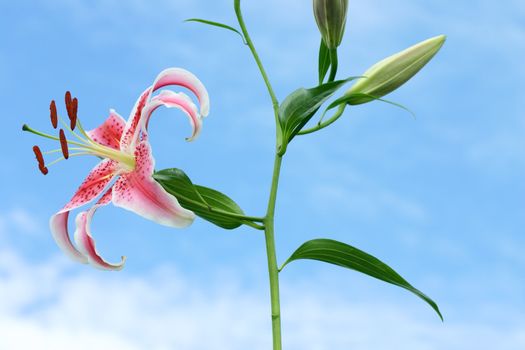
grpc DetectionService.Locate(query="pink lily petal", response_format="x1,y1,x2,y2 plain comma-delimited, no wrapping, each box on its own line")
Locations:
142,90,202,141
74,189,126,271
112,140,195,228
87,109,126,150
120,68,210,151
50,212,87,264
49,159,119,263
62,159,120,212
152,67,210,117
120,88,150,152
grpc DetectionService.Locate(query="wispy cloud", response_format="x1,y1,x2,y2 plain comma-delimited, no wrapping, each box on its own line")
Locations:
1,222,524,350
4,208,40,234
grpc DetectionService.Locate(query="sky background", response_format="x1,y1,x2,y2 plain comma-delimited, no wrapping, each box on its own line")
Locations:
1,0,524,349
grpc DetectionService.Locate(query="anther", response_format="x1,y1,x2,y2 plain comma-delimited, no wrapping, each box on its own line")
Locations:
32,145,45,166
39,164,49,175
70,97,78,130
65,91,72,112
50,100,58,128
59,129,69,159
32,145,48,175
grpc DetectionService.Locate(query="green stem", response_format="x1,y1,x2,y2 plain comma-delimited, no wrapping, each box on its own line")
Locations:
242,219,265,230
234,0,280,125
328,48,338,82
264,153,283,350
297,104,346,136
234,2,283,348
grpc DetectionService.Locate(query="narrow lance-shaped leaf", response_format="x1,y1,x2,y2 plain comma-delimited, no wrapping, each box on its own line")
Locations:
154,168,245,229
281,238,443,320
185,18,247,44
326,92,415,118
279,76,358,143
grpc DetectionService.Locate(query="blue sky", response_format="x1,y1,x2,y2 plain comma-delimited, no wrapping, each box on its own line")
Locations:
1,0,524,349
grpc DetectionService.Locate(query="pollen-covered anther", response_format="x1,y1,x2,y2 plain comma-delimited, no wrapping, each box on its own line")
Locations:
59,129,69,159
32,145,48,175
70,97,78,130
65,91,72,112
32,145,45,165
39,164,49,175
50,100,58,129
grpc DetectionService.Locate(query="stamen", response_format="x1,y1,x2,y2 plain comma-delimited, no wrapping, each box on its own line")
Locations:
70,97,78,130
32,145,45,166
39,164,49,175
59,129,69,159
65,91,72,112
46,152,92,167
75,119,91,140
44,147,85,155
50,100,58,129
32,145,48,175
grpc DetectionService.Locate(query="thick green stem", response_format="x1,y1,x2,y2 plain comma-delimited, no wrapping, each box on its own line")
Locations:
234,2,284,348
264,153,283,350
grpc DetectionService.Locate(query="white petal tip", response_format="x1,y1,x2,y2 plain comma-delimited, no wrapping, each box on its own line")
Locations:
93,256,126,271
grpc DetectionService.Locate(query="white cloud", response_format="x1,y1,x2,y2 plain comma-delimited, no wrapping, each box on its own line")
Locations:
1,232,524,350
5,208,40,234
311,182,428,222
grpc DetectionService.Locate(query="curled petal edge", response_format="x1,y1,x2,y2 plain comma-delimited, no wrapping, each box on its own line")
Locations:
121,67,209,151
152,67,210,117
50,212,88,264
142,90,202,141
74,207,126,271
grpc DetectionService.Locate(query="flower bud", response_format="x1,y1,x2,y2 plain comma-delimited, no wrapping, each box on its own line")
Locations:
313,0,349,49
345,35,446,105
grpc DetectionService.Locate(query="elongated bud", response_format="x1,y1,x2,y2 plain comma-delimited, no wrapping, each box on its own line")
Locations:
313,0,348,49
345,35,446,105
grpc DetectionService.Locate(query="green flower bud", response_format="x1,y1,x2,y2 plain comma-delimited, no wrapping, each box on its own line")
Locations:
313,0,349,49
345,35,446,105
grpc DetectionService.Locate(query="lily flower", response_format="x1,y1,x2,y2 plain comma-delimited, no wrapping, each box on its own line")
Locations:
23,68,210,270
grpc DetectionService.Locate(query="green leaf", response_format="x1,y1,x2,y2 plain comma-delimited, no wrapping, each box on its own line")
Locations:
281,238,443,320
279,77,357,143
154,168,245,229
326,92,415,118
185,18,247,44
318,39,331,84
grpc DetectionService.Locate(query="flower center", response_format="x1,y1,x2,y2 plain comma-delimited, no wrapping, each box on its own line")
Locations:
23,92,136,175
